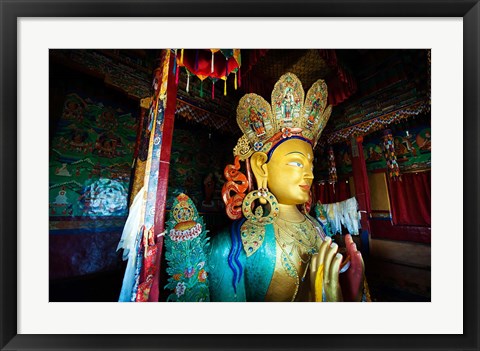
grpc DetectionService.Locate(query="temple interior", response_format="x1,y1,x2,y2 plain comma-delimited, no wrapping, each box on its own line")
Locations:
49,49,431,302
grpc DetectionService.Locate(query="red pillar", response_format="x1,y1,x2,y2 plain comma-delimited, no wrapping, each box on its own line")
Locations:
154,51,177,238
350,136,371,237
148,50,177,302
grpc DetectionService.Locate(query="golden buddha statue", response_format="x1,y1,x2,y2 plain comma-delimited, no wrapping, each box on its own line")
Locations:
208,73,366,302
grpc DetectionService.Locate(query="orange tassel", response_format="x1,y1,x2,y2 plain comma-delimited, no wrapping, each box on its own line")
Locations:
234,72,237,90
180,49,184,65
224,78,227,96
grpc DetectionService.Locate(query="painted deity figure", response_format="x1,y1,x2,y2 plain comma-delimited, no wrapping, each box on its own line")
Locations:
207,73,366,302
282,88,295,124
418,131,431,151
248,107,266,137
307,98,321,127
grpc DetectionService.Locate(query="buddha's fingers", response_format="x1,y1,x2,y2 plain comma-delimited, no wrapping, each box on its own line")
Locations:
350,250,364,278
345,233,353,246
309,253,319,287
326,253,343,302
343,250,364,302
345,234,357,257
329,252,343,284
318,236,331,267
324,242,338,285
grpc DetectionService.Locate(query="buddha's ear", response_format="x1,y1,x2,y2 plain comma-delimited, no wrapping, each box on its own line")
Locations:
250,152,268,189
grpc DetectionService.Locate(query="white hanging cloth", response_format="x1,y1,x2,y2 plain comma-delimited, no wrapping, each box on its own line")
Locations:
320,197,360,235
117,186,145,302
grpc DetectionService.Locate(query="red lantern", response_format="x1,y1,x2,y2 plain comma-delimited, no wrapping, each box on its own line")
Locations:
175,49,241,99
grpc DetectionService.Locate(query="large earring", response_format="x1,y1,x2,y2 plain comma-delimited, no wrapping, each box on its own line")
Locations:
242,187,279,225
258,178,268,205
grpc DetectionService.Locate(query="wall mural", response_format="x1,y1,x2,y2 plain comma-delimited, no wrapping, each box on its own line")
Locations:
334,143,353,175
363,123,431,172
49,93,137,218
166,128,233,213
314,117,431,178
314,143,352,180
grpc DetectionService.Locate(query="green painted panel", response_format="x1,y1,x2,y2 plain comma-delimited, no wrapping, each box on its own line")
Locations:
49,93,137,217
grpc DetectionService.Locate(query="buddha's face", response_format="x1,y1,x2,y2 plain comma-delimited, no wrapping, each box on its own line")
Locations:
266,139,314,205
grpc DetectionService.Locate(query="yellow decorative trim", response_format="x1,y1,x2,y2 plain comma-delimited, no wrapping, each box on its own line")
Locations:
129,159,146,207
140,97,152,109
159,50,170,101
233,135,253,160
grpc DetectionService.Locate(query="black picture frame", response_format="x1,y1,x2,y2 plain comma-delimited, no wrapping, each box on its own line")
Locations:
2,1,478,350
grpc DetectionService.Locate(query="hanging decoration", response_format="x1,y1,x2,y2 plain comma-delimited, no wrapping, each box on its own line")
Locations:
328,146,338,184
324,100,430,145
174,49,241,99
211,77,218,99
382,129,401,180
185,71,190,93
210,49,220,73
314,197,360,236
117,50,172,302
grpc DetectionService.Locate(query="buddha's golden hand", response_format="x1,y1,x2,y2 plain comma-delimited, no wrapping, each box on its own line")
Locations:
310,234,364,302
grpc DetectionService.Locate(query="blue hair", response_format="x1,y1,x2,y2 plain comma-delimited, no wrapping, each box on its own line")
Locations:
266,136,312,162
228,218,246,293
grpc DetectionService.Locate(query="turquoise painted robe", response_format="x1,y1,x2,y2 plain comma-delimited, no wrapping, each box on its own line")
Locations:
207,219,279,302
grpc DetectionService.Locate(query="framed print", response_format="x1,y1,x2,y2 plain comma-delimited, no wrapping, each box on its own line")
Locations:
2,1,479,350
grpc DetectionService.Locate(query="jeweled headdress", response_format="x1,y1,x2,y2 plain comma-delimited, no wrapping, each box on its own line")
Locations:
233,72,332,159
223,73,332,221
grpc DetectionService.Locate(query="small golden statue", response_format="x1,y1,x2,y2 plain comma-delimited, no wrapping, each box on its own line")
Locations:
210,73,366,302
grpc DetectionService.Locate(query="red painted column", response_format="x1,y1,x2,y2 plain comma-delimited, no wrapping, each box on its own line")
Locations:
154,51,177,238
148,50,177,302
350,136,371,235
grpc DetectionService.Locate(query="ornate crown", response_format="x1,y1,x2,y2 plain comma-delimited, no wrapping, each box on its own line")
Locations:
233,72,332,159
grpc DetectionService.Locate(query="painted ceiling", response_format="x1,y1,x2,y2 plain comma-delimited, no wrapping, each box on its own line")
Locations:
176,48,430,145
50,48,431,145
